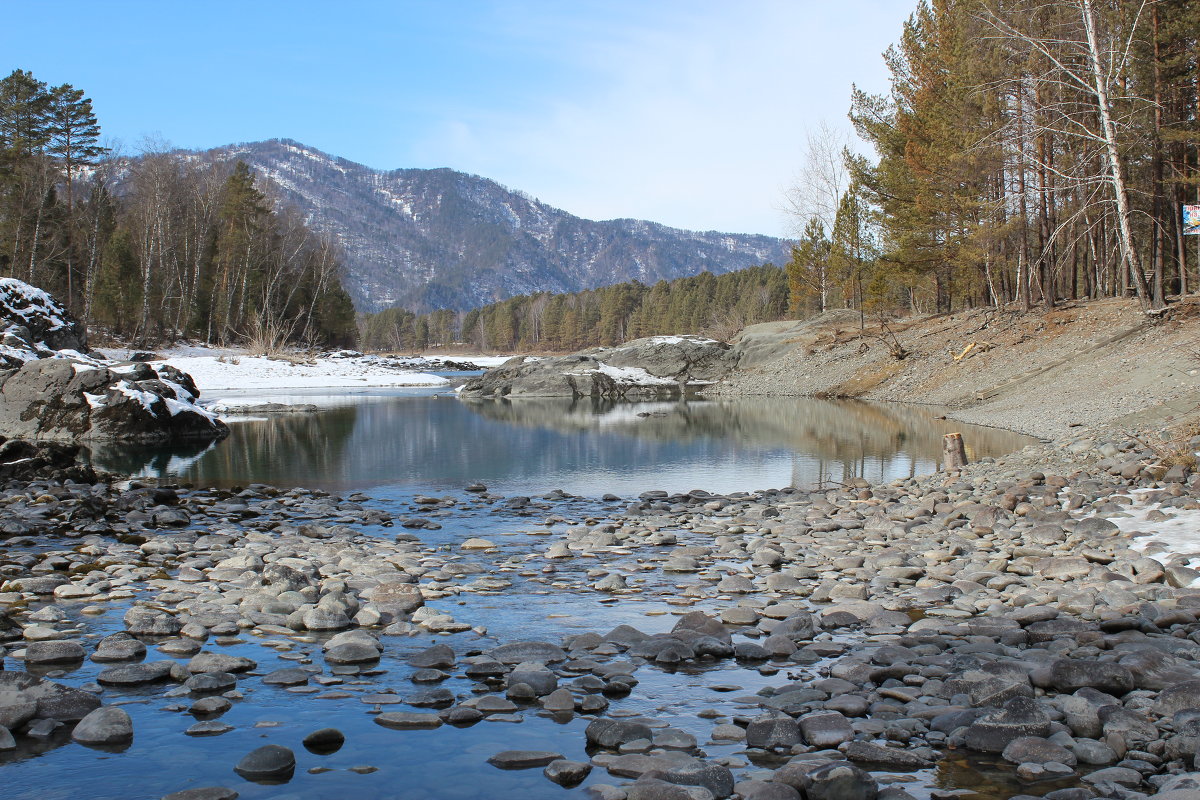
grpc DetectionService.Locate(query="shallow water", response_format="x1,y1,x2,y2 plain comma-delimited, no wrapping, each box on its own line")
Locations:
87,392,1035,496
19,394,1046,799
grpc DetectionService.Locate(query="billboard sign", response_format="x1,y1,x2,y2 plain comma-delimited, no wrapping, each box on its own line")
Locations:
1185,204,1200,235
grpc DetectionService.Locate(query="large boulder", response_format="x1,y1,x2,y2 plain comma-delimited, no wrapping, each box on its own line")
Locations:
459,336,734,399
0,280,224,444
0,278,87,362
0,358,226,443
0,670,101,726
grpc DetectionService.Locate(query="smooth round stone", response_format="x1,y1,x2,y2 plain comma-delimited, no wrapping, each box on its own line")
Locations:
302,727,344,754
544,759,592,787
158,639,203,656
92,635,147,662
411,669,449,683
324,642,380,665
71,706,133,746
234,744,296,782
190,696,232,716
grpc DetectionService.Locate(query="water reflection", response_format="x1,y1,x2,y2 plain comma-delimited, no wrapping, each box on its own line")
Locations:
86,394,1036,496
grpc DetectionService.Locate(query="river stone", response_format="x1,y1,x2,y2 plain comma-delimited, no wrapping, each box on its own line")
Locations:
508,662,557,696
375,712,442,729
1075,517,1119,536
491,640,566,664
461,538,496,550
487,750,564,769
673,611,731,643
799,711,854,748
187,673,237,694
191,696,232,716
746,715,802,749
188,653,256,674
24,639,85,665
542,688,575,712
802,762,878,800
302,727,344,754
841,741,930,769
161,789,240,800
661,758,735,798
302,608,351,631
624,778,708,800
366,582,423,614
544,759,592,787
96,661,175,686
124,607,182,636
408,643,455,669
1001,736,1077,766
964,697,1053,753
586,718,655,749
186,720,234,737
1045,658,1134,695
1119,650,1198,690
71,706,133,746
262,668,309,687
1025,618,1088,643
234,744,295,782
92,632,147,662
1154,679,1200,716
325,642,380,665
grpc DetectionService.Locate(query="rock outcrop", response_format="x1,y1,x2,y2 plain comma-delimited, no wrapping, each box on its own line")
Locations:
0,358,227,443
0,278,88,367
0,280,226,443
459,336,735,399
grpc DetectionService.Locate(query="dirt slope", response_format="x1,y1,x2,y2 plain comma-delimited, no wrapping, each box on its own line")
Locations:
710,298,1200,439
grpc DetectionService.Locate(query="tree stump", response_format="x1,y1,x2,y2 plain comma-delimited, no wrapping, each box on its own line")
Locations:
943,432,967,470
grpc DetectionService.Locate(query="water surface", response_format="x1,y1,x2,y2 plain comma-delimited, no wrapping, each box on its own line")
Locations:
88,391,1036,496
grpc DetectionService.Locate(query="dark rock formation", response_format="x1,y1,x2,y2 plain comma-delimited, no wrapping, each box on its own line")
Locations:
460,336,734,399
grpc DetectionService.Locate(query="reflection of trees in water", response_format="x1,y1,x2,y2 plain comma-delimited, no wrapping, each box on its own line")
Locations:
464,395,1033,487
88,408,360,487
86,396,1036,492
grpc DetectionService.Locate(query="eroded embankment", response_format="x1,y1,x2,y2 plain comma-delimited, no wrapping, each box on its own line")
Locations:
710,299,1200,440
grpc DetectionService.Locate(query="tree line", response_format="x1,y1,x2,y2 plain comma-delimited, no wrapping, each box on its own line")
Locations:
0,69,356,348
788,0,1200,317
359,265,789,352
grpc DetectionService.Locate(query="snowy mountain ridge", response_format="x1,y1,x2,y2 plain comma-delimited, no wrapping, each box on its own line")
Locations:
200,139,793,313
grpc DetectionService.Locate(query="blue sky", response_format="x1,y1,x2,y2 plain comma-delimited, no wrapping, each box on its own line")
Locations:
3,1,913,237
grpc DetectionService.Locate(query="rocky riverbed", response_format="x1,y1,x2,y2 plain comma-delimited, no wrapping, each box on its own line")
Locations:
0,421,1198,800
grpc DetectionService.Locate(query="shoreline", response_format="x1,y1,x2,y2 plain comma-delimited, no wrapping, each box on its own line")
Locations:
0,410,1197,798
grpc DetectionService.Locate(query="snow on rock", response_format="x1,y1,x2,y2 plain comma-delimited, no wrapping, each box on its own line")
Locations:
460,335,734,400
1116,496,1200,587
0,278,89,370
0,281,224,443
0,359,227,444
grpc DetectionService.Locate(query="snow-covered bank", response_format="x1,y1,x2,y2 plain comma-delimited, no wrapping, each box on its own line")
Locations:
161,353,448,393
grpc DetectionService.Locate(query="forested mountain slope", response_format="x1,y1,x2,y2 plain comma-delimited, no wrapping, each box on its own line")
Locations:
205,139,791,312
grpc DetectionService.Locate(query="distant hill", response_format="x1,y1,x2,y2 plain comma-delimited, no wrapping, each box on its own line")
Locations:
198,139,792,312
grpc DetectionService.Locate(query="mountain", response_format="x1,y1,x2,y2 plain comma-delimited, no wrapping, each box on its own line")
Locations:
201,139,792,313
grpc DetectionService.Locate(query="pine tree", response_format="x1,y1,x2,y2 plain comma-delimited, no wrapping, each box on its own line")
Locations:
786,217,832,314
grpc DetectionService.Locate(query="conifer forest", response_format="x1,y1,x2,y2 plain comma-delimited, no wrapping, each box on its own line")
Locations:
0,70,356,349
